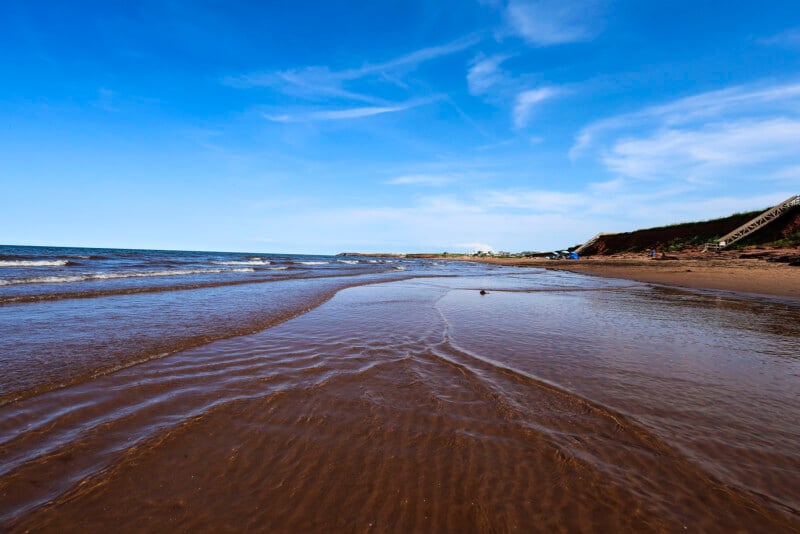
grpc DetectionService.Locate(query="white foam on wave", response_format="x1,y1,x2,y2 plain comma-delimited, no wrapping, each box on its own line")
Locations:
212,260,271,265
0,276,84,286
298,261,329,265
0,260,70,267
337,260,359,264
0,267,255,286
267,266,289,270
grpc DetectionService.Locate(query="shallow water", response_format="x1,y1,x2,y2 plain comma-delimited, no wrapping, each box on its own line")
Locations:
1,251,798,531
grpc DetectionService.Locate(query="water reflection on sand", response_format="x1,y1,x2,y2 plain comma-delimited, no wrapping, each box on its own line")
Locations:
1,266,798,531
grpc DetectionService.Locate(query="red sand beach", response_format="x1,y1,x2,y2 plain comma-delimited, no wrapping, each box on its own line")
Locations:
460,248,800,301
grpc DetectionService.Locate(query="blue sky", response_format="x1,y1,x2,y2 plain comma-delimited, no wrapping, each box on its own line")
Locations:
2,1,800,254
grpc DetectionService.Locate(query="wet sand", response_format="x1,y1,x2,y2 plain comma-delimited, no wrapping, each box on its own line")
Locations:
461,252,800,301
2,268,799,532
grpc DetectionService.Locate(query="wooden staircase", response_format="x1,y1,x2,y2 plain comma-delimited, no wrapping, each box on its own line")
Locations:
702,195,800,252
574,232,616,255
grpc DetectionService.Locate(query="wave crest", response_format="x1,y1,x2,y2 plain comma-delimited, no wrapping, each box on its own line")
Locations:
0,260,70,267
0,267,255,286
212,260,272,266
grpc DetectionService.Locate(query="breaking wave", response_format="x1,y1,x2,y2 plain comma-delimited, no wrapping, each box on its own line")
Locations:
0,260,71,267
211,260,272,266
0,268,255,286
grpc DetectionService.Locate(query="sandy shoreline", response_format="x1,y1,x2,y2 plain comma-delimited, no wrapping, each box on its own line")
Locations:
6,271,799,531
451,250,800,301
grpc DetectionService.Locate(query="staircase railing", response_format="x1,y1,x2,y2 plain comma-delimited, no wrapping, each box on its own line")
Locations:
702,195,799,251
574,232,615,255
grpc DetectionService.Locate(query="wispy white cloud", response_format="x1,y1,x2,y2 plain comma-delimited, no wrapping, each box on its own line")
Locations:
474,138,518,151
259,196,589,253
588,177,626,194
571,80,800,187
513,87,559,128
226,66,384,104
377,157,514,186
769,165,800,182
571,81,800,157
227,35,479,125
416,195,485,213
467,54,509,95
262,113,292,123
243,182,796,254
347,33,482,77
758,27,800,50
310,105,413,120
504,0,606,46
223,34,480,101
603,118,800,181
483,189,588,211
467,54,564,133
384,174,455,186
466,185,794,239
262,101,427,123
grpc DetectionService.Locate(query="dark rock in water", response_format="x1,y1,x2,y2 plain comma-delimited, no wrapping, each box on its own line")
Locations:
480,289,487,295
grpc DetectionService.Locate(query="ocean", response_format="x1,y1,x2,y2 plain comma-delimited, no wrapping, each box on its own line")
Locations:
1,245,798,531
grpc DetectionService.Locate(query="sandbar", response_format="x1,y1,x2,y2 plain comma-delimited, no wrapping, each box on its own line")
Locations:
458,250,800,301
